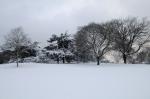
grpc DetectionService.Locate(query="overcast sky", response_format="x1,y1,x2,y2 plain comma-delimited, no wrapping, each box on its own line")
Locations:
0,0,150,46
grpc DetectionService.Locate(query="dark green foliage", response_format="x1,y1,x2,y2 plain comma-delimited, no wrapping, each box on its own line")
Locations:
19,46,36,58
45,33,75,63
0,50,14,64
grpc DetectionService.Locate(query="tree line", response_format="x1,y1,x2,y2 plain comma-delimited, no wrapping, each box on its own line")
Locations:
0,17,150,67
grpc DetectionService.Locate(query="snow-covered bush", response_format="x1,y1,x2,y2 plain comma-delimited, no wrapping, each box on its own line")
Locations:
44,33,75,63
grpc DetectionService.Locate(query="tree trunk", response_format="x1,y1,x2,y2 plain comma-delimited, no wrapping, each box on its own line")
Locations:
97,56,100,65
123,54,127,64
57,57,59,64
62,57,65,64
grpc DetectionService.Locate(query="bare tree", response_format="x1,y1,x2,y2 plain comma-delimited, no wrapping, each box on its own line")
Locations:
75,23,112,65
3,27,30,67
111,17,150,64
74,27,93,63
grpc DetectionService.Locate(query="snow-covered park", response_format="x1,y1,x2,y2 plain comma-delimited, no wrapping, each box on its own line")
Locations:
0,63,150,99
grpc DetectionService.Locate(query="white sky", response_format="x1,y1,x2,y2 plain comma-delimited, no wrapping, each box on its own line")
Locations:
0,0,150,46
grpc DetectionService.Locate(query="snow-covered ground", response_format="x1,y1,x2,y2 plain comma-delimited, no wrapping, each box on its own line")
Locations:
0,63,150,99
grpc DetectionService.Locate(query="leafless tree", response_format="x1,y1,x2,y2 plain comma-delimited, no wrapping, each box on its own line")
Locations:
3,27,30,67
75,23,112,65
111,17,150,64
74,27,92,62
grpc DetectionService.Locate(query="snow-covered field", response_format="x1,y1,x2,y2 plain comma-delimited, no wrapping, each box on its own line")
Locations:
0,63,150,99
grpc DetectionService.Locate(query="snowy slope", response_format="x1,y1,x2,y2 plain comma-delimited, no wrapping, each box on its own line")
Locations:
0,63,150,99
